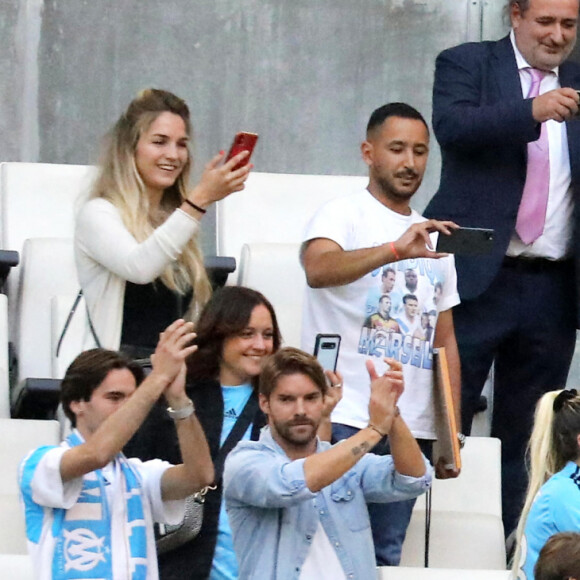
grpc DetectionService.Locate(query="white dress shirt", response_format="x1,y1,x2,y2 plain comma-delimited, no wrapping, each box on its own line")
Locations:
507,30,574,260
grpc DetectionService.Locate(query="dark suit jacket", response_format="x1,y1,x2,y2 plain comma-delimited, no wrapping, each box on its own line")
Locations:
424,35,580,317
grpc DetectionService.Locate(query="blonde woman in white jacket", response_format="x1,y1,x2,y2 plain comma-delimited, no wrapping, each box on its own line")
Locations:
75,89,251,353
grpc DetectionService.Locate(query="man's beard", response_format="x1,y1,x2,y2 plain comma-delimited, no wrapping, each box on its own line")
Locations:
272,416,318,447
375,169,420,202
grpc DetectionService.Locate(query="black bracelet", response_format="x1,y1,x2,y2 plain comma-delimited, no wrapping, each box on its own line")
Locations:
367,424,387,438
184,198,207,214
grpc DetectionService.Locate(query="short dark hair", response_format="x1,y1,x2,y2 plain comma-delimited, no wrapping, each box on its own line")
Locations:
60,349,144,426
382,266,396,278
403,294,418,304
366,102,429,138
186,286,282,386
535,532,580,580
259,347,327,399
507,0,530,14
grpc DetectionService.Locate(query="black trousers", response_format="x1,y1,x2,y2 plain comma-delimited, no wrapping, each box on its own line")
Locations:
454,257,577,536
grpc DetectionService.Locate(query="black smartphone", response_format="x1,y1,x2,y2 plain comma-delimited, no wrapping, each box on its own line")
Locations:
314,334,341,372
436,227,495,255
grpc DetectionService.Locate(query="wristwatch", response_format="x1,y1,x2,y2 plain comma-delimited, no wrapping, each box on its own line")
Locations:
167,399,195,420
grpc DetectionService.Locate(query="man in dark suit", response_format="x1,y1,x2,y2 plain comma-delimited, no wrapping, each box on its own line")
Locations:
425,0,580,535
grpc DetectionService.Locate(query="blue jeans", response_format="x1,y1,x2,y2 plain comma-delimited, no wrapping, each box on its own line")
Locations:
332,423,432,566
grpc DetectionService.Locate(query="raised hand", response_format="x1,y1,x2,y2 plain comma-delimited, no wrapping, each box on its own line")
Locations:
322,370,344,419
393,219,458,261
151,319,197,386
366,357,404,436
187,150,252,210
532,88,579,123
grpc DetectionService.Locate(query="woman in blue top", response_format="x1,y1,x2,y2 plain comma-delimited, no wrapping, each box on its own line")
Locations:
126,285,280,579
126,286,342,579
512,389,580,580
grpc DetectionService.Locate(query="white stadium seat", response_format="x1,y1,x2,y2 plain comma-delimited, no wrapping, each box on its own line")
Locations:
216,171,366,343
216,171,366,284
0,554,34,579
0,418,59,554
237,243,305,347
400,437,506,569
378,567,510,579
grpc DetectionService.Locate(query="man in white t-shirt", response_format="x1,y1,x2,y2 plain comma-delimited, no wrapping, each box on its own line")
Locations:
19,319,214,580
301,102,462,566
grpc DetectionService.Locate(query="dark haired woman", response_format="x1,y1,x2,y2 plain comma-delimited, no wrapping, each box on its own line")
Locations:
127,285,341,579
126,286,279,580
512,389,580,580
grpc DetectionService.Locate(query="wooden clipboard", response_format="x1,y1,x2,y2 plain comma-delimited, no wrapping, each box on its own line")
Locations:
432,347,462,475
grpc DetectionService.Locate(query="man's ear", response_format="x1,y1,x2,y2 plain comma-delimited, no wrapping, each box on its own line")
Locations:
510,2,522,30
361,140,374,167
259,393,270,416
69,400,84,419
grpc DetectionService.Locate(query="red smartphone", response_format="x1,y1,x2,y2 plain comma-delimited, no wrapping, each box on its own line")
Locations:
224,132,258,170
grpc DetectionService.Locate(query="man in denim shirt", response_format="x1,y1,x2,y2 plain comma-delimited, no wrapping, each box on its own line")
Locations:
224,347,432,580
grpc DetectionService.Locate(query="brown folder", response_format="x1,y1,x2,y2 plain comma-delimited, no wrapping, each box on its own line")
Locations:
432,347,462,475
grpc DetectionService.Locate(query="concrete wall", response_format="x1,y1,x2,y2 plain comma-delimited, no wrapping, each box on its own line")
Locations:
1,0,510,251
0,1,27,162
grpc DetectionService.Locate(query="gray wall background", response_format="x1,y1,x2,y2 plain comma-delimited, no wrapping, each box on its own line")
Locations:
0,0,517,252
5,0,580,387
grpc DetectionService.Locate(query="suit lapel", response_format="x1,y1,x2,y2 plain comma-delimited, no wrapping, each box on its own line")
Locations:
490,35,522,101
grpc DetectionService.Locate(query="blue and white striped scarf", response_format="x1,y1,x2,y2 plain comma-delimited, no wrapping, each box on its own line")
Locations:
23,430,149,579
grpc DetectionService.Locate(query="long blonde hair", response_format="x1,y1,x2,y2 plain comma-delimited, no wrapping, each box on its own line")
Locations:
90,88,212,318
512,389,580,575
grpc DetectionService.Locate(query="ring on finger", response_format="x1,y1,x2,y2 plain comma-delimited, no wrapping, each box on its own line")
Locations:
332,382,343,388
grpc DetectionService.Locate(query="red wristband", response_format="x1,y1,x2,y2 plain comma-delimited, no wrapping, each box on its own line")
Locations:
390,241,400,261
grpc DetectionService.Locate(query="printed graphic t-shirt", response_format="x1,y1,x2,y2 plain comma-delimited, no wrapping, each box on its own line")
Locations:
301,188,459,438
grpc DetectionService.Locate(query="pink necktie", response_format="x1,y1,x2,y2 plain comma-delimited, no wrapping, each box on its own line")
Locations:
515,68,550,245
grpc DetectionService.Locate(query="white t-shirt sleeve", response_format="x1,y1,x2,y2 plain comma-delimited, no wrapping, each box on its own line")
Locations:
130,458,186,525
303,198,354,250
28,447,84,509
76,198,199,285
438,254,460,313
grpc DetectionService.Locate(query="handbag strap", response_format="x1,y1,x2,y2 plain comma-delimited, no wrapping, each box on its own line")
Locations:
55,289,83,357
56,289,102,357
213,390,259,482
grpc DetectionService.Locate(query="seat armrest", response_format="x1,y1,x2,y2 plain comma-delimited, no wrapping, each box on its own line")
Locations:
11,378,61,419
204,256,236,289
0,250,19,286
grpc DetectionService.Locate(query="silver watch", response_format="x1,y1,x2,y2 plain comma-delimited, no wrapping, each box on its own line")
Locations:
167,399,195,420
